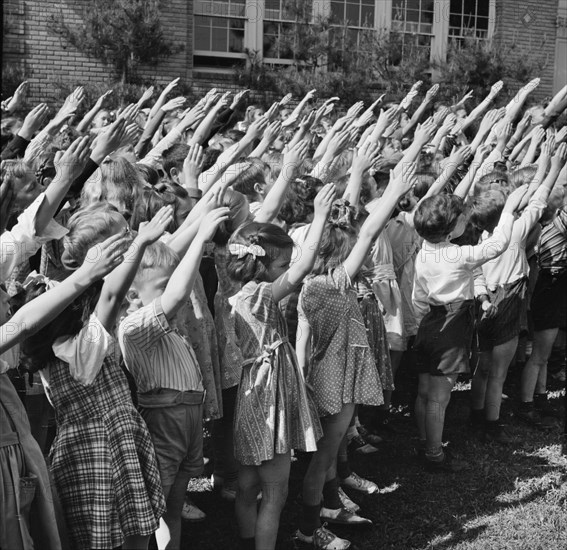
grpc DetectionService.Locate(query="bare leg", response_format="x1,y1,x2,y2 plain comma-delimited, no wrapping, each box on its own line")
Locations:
235,465,261,539
302,404,356,507
470,351,490,411
255,452,291,550
484,337,518,421
425,375,458,456
415,373,429,441
521,329,558,402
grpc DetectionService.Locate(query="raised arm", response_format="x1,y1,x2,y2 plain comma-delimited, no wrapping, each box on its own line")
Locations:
76,90,113,134
95,207,173,331
271,183,336,303
255,140,308,223
343,161,417,279
160,208,229,321
342,140,381,206
0,234,126,354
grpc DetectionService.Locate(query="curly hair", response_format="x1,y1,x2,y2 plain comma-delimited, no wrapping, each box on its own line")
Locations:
227,222,293,284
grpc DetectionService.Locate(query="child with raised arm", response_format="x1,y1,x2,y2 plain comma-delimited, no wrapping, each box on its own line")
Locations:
227,183,335,550
0,235,125,550
118,207,229,550
470,143,565,442
19,207,173,550
412,185,528,472
295,164,417,550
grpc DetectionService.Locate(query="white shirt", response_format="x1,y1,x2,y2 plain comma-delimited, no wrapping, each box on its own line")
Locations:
0,192,68,283
412,213,515,324
479,187,547,291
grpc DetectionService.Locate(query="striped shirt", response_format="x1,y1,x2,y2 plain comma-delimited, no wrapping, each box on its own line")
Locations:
118,298,203,393
538,208,567,272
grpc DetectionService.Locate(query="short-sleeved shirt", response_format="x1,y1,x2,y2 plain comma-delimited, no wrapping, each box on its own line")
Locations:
118,298,203,393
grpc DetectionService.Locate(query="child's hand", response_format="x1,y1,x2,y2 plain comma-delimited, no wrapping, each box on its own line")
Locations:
137,86,155,106
279,93,293,107
375,106,398,135
162,77,180,97
304,89,317,102
555,126,567,144
162,96,187,112
179,103,206,129
503,184,529,214
456,89,473,106
327,130,350,155
19,103,50,138
54,134,92,182
433,107,450,128
496,122,513,147
120,122,141,148
518,78,540,99
449,144,472,166
246,116,269,140
265,101,281,122
529,125,546,147
136,206,174,245
313,183,336,221
488,80,504,99
183,143,205,181
283,140,309,170
473,143,491,164
480,299,498,320
196,207,230,242
80,232,129,281
515,111,532,137
91,118,127,161
551,142,567,169
263,120,282,143
346,101,365,119
414,118,437,145
230,89,250,111
391,161,417,195
94,90,113,110
425,84,440,102
352,140,381,173
118,103,141,124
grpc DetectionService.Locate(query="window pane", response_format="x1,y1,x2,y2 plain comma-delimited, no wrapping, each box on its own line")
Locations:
211,27,228,51
346,3,360,25
406,10,420,22
361,4,374,25
477,0,489,17
195,26,210,50
449,13,462,28
332,1,345,22
476,16,489,30
229,28,244,52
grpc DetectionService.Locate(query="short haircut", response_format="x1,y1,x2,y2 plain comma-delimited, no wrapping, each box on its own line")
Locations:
470,189,506,233
231,157,269,200
227,221,293,284
162,142,190,175
414,194,466,243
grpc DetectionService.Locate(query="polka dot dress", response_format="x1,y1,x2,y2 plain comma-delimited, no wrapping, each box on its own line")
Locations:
299,265,384,417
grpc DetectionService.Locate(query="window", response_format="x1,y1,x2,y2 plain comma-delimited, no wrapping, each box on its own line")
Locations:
449,0,491,40
193,0,247,70
390,0,435,56
330,0,376,53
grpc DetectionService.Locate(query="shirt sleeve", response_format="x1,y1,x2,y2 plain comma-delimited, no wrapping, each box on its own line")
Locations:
118,298,171,363
411,268,430,325
52,314,111,385
473,266,488,297
462,212,515,268
0,192,68,283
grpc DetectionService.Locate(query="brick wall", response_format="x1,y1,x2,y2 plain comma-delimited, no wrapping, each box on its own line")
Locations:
3,0,194,106
493,0,558,101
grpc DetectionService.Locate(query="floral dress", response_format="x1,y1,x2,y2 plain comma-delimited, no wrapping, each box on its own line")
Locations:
299,265,384,417
231,281,322,466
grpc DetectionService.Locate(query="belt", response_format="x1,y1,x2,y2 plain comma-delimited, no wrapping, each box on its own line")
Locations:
138,389,205,408
430,300,473,313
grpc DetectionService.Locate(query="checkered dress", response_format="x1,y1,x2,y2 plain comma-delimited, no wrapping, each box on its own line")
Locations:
45,351,166,550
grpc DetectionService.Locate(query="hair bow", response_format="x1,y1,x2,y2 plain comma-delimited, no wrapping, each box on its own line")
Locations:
22,271,58,290
228,243,266,259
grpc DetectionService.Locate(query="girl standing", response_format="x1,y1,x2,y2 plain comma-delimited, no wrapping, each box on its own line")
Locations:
227,184,335,550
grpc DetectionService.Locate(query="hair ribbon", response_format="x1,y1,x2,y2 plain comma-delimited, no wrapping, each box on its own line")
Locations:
228,243,266,259
22,271,58,290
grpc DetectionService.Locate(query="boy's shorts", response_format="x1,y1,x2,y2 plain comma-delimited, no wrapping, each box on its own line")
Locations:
530,270,567,331
139,390,204,492
477,277,527,351
414,300,474,377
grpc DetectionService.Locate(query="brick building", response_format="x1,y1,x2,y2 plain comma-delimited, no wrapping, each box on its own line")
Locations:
2,0,567,104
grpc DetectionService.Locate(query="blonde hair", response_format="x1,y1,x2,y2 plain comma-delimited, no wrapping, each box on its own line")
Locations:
62,204,126,270
81,156,144,218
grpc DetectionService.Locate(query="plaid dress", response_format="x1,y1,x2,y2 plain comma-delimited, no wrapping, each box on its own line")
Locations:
44,346,166,549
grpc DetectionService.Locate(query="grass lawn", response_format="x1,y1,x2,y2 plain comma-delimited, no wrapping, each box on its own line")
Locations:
183,377,566,550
